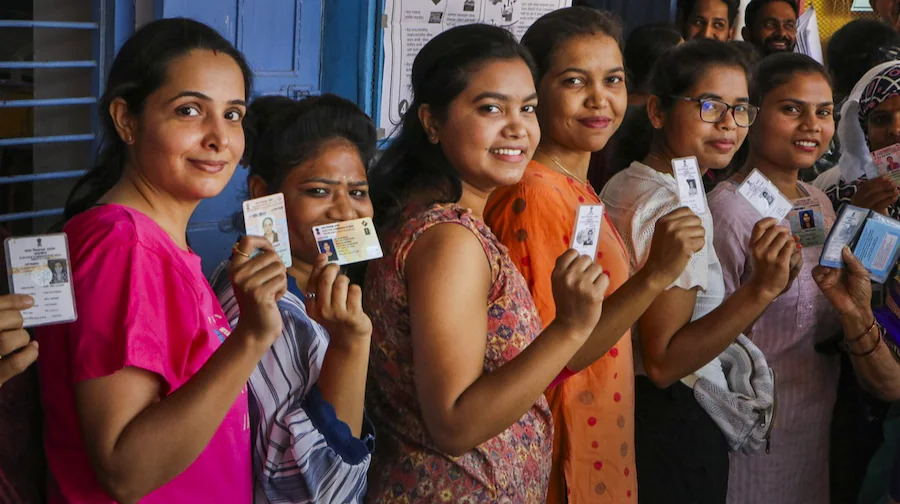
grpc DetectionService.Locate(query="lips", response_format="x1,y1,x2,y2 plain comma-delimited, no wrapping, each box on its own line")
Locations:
793,139,819,153
189,160,228,174
488,147,527,162
708,139,735,152
578,116,612,129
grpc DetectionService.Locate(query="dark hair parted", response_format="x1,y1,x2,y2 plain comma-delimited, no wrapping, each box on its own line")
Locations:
751,52,831,105
826,19,900,100
651,39,750,111
744,0,799,29
243,94,377,191
623,23,682,94
63,17,253,221
677,0,741,27
521,6,623,83
368,24,536,229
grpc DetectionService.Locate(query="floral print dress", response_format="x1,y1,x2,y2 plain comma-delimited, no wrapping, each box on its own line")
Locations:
363,204,553,503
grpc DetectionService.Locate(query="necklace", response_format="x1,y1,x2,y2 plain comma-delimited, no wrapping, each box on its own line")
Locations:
541,151,588,185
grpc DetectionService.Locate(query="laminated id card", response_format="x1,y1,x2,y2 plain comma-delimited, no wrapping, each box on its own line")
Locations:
736,169,792,222
673,157,708,215
5,233,77,327
873,143,900,184
311,217,383,266
242,193,292,267
571,204,603,259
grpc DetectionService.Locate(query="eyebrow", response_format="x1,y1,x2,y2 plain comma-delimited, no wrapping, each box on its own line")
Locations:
779,98,834,107
555,66,626,78
166,90,247,106
301,177,369,187
696,92,750,103
471,91,538,103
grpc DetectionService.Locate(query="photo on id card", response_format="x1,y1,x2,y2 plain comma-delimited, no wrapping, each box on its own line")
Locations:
311,217,384,266
736,169,792,221
788,197,826,247
672,157,707,215
873,143,900,184
242,193,292,267
5,233,77,328
571,204,603,259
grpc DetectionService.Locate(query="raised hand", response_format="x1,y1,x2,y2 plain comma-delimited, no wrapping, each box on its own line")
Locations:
550,249,610,338
643,207,706,286
229,236,287,347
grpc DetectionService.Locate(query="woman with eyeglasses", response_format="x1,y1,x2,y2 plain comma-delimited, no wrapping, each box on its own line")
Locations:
708,53,838,504
600,40,796,504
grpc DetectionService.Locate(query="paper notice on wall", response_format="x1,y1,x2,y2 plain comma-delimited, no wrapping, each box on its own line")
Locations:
378,0,571,133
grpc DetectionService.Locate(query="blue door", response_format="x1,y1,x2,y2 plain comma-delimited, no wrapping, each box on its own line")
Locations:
157,0,323,276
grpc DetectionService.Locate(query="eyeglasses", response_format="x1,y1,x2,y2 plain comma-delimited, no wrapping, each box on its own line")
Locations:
671,96,759,127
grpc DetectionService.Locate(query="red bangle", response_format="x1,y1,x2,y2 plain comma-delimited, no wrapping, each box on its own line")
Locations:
848,334,882,357
846,318,877,344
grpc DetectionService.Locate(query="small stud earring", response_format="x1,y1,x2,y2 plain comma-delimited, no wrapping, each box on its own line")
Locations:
125,135,133,144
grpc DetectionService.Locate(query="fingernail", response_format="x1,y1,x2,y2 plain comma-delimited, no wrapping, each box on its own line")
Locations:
22,296,34,307
32,341,38,350
797,243,802,249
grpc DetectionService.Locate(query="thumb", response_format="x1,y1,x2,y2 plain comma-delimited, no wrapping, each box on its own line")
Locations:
841,246,869,277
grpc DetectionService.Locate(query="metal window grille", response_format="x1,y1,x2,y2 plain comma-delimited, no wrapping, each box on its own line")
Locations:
0,6,109,228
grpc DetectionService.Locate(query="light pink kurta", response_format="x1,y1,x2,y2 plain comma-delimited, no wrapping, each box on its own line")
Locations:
708,180,841,504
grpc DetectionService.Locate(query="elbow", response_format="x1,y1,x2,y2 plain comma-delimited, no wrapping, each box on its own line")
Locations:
92,461,147,504
425,420,475,457
643,362,678,390
430,430,472,458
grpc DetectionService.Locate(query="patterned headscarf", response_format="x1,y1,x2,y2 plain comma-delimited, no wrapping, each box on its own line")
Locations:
838,60,900,182
858,63,900,146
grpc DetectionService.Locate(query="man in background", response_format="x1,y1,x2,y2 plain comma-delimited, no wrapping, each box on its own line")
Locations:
677,0,740,41
742,0,799,56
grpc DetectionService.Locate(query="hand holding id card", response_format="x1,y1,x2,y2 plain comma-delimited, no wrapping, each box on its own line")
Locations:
873,143,900,184
820,204,900,283
5,234,77,327
312,217,383,266
736,169,792,222
243,193,292,267
571,204,603,259
672,157,707,215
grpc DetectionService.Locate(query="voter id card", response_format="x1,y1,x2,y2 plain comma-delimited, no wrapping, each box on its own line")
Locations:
242,193,292,267
571,204,603,259
673,157,707,215
311,217,383,266
5,233,77,327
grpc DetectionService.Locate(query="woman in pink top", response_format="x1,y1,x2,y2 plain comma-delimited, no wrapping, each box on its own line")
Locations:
708,53,839,504
36,19,286,504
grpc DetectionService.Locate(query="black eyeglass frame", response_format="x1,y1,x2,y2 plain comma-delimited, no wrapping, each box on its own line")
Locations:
670,95,759,127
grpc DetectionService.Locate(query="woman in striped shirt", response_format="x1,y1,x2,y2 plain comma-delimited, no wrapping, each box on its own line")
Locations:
211,94,378,503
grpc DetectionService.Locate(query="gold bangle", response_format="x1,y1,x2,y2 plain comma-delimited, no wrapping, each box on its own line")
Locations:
232,243,251,258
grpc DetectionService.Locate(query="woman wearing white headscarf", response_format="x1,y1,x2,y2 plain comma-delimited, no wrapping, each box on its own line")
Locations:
814,61,900,217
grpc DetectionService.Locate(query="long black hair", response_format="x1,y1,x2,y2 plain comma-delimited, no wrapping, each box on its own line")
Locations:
243,93,377,191
368,23,536,229
63,17,253,221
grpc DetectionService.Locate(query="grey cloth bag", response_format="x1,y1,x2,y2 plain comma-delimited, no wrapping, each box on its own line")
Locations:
692,335,776,455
